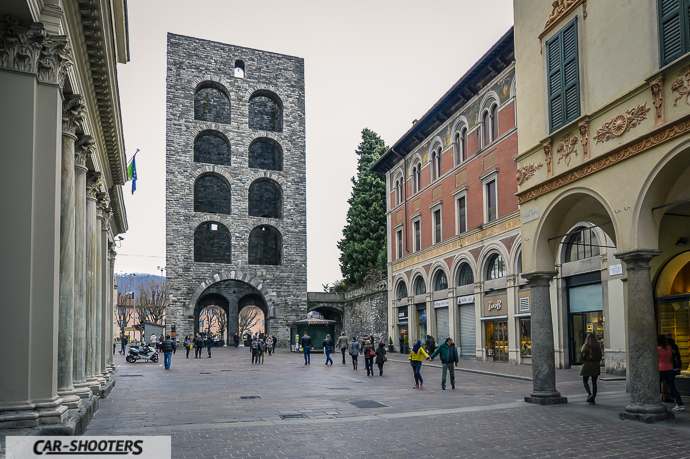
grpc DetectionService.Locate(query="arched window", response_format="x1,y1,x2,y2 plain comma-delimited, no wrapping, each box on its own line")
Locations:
431,147,442,181
194,81,231,124
434,271,448,291
412,162,421,194
248,138,283,171
248,90,283,132
248,225,281,265
194,174,231,214
194,131,231,165
565,228,601,262
194,222,231,263
486,254,507,280
491,103,499,140
461,127,468,161
517,252,523,274
457,263,474,286
414,276,426,295
234,60,245,78
396,282,408,300
482,110,491,147
248,179,282,218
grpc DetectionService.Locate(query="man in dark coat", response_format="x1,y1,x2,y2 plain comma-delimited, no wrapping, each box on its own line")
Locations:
429,337,459,390
399,333,405,354
120,335,128,355
160,335,177,370
233,333,240,348
301,332,312,365
193,333,204,359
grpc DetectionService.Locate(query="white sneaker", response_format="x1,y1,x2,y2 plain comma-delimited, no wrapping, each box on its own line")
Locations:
673,404,685,411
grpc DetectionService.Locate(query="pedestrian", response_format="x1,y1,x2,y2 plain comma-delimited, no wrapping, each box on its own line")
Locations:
429,337,459,390
375,341,387,376
662,332,682,402
206,334,213,358
580,333,602,404
183,335,192,358
301,331,312,365
426,335,437,355
150,333,157,348
409,339,430,389
193,333,204,358
323,334,334,365
349,336,360,370
336,332,349,364
658,334,684,411
160,334,176,370
251,337,260,364
266,334,273,356
233,332,240,348
362,340,375,376
272,334,277,353
259,337,266,364
399,333,405,354
158,334,164,351
120,335,128,355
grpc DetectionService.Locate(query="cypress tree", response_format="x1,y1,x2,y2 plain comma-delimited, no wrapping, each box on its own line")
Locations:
337,128,388,285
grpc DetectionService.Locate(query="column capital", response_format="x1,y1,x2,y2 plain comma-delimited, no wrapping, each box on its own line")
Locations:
37,34,72,88
96,192,110,220
62,94,86,136
0,17,46,74
614,249,661,270
76,135,94,170
101,209,111,232
522,271,558,287
86,171,102,201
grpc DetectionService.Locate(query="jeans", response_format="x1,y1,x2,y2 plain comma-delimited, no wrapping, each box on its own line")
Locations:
164,352,172,369
341,348,347,363
365,358,373,375
259,351,264,364
400,345,404,354
195,347,202,358
442,363,456,387
325,348,333,364
351,355,358,369
207,346,212,357
583,375,598,398
411,361,423,386
377,362,384,375
121,344,126,355
252,350,259,364
303,346,311,364
660,370,683,406
185,347,190,358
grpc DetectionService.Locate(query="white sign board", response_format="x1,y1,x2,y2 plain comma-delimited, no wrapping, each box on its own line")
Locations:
609,264,623,276
457,295,475,305
522,206,539,224
434,299,449,308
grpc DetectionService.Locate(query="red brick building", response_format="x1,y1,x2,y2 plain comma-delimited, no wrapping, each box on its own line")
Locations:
372,28,531,364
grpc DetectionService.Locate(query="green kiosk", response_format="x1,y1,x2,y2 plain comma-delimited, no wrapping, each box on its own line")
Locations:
288,318,336,352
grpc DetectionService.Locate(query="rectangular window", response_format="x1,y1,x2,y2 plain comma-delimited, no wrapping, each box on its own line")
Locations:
659,0,690,66
396,229,403,259
456,196,467,234
433,209,441,244
547,18,580,132
413,220,421,252
486,180,497,222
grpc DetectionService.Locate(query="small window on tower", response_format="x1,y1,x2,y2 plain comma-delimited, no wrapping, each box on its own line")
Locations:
234,60,245,78
210,223,218,231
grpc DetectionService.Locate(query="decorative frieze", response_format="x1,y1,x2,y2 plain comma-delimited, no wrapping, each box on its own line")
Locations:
516,163,543,186
594,103,651,144
671,67,690,107
556,132,578,166
540,0,587,39
63,95,86,136
543,141,553,178
650,78,665,125
578,121,590,160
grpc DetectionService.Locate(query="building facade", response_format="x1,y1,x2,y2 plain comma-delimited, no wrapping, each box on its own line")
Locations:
372,30,527,364
0,0,129,431
514,0,690,419
165,34,307,346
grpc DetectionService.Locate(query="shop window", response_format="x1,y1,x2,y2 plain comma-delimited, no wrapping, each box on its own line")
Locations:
414,276,426,295
520,318,531,356
457,263,474,286
547,18,580,132
486,254,506,280
434,271,448,291
396,282,408,300
413,219,421,252
659,0,690,66
564,228,601,262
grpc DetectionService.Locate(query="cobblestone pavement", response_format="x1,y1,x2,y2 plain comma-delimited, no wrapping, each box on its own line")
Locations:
84,347,690,458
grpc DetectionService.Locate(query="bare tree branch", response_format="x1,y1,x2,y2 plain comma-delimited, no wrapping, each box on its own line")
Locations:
239,306,261,334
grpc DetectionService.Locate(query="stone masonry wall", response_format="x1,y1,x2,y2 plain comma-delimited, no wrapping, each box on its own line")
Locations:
166,34,307,347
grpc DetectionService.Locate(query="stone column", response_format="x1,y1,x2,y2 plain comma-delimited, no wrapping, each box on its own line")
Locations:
523,271,567,405
85,172,102,394
56,95,85,409
108,245,117,372
95,194,109,385
615,249,672,422
73,136,93,399
99,206,111,380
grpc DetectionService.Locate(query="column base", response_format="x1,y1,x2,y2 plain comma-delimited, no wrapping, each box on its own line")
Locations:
72,382,93,400
0,402,40,429
619,403,673,423
86,377,101,396
34,398,69,425
525,390,568,405
56,390,82,410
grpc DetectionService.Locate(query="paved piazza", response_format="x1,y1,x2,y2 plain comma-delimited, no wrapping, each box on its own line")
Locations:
86,348,690,458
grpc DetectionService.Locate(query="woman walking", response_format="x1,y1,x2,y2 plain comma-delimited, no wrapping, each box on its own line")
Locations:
349,336,360,370
266,335,273,356
184,335,192,358
580,333,602,404
409,339,430,388
375,342,387,376
659,334,684,411
362,340,374,376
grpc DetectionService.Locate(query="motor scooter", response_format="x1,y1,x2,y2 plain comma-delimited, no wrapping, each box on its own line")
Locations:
125,345,159,363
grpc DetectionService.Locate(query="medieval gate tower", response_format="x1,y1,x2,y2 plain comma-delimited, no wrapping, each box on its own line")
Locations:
165,33,307,344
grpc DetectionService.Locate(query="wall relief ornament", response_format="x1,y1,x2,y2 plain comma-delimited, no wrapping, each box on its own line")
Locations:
541,0,586,38
556,132,579,166
671,67,690,107
516,163,544,185
63,94,86,135
594,103,651,144
578,121,590,160
543,141,553,178
650,78,665,125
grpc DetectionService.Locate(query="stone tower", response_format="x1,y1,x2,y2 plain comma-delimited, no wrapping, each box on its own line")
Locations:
165,33,306,345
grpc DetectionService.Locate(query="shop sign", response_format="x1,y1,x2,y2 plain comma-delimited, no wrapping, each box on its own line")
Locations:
434,299,449,308
609,264,623,276
419,311,427,324
483,294,508,317
398,309,408,320
458,295,475,305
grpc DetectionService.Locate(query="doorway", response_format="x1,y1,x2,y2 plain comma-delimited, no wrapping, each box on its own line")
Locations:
569,311,604,364
485,321,508,362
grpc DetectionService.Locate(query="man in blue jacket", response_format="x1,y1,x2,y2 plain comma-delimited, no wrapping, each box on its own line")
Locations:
429,337,459,390
160,335,177,370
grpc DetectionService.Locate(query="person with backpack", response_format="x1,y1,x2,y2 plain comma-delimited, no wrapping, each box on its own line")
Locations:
323,334,334,365
409,339,430,389
250,337,260,364
375,342,387,376
193,333,204,359
429,337,459,390
362,340,375,376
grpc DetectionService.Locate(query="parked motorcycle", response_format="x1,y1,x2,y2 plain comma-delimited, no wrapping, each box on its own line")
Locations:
125,345,159,363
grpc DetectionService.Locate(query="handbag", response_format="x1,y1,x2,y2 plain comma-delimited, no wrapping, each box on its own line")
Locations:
383,355,388,362
369,348,376,358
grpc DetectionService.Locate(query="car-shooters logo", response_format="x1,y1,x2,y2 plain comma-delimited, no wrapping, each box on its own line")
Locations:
6,437,171,459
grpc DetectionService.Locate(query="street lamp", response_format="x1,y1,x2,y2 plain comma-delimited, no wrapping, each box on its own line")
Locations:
157,266,166,280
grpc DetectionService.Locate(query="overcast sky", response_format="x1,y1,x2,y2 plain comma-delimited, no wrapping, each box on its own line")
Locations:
113,0,514,291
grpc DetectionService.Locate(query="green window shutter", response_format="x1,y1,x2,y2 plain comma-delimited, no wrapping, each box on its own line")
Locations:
547,18,580,133
659,0,684,66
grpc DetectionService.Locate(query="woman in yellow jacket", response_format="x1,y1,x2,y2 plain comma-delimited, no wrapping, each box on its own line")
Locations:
409,339,430,389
